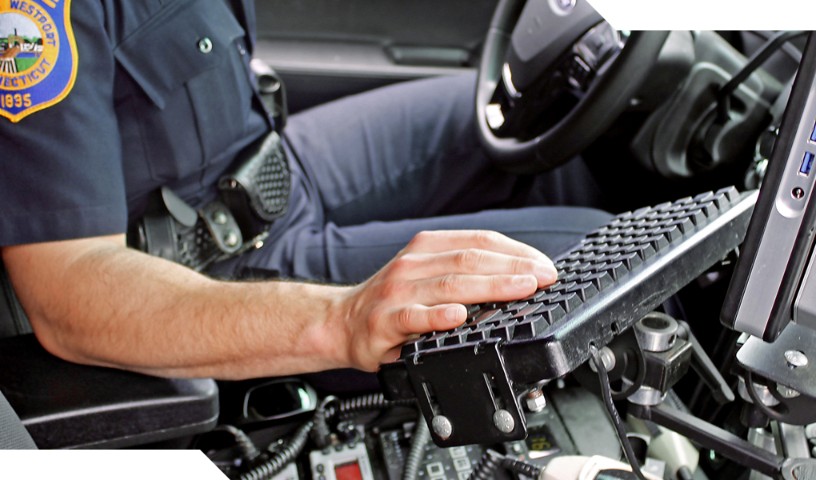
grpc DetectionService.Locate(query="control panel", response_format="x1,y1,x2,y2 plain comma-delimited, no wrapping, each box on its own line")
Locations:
378,427,486,480
309,442,375,480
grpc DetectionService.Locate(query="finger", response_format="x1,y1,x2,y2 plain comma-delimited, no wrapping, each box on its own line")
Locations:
390,303,467,336
405,230,553,263
381,346,403,366
413,273,539,306
393,249,557,286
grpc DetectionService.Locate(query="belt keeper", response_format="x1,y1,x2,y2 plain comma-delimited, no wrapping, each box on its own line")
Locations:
200,202,243,255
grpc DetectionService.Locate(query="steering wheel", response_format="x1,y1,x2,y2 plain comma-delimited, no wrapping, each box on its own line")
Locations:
476,0,668,173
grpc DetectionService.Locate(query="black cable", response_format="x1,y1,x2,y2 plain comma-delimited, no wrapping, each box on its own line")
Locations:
499,455,543,478
336,393,386,417
402,418,430,480
590,345,649,480
744,372,789,423
311,395,338,449
313,393,416,448
213,425,261,463
612,347,648,400
335,393,415,420
716,30,807,122
239,419,314,480
467,449,543,479
468,449,503,480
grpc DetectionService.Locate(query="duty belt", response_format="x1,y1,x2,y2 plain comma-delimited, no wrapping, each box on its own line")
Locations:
129,131,291,272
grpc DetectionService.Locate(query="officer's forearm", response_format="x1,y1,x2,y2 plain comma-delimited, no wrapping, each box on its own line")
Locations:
2,230,555,378
1,235,351,379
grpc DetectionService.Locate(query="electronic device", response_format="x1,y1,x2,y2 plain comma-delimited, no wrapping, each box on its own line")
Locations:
378,431,486,480
381,186,757,447
309,441,375,480
721,33,816,342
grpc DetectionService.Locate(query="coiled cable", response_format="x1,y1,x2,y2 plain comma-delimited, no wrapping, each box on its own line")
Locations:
401,419,430,480
239,419,314,480
213,425,261,464
329,393,416,420
313,393,416,447
468,449,503,480
500,455,543,478
468,449,543,479
311,396,338,449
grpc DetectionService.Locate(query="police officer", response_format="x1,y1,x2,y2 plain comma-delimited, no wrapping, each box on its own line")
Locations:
0,1,609,379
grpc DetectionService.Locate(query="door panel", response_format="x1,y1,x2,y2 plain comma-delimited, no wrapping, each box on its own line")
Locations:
253,0,499,112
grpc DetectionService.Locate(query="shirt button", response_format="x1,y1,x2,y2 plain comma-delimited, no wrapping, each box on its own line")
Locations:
197,37,213,54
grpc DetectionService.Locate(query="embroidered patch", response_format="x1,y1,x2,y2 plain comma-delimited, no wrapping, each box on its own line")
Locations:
0,0,76,122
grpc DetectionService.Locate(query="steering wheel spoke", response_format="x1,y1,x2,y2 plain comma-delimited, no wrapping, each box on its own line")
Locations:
568,22,626,93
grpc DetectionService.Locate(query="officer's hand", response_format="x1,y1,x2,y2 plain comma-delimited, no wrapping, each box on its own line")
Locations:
337,230,558,371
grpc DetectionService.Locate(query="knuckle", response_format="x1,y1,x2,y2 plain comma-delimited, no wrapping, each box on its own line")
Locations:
408,231,433,249
512,257,533,274
438,274,462,295
492,275,513,292
389,254,415,275
474,230,499,247
379,279,401,300
367,304,389,327
395,306,417,332
456,248,483,270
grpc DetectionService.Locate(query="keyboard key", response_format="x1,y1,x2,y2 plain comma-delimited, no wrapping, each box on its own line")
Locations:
619,252,642,270
656,224,681,242
504,300,529,313
605,261,627,280
474,308,502,324
512,303,545,320
538,303,567,324
570,281,599,301
687,208,707,226
669,217,694,234
513,318,548,339
490,323,514,340
586,271,614,291
555,292,581,313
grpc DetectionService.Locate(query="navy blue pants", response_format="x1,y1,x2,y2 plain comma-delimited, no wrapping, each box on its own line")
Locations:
212,73,611,284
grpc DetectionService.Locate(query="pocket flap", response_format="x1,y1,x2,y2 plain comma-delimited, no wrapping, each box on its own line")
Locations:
113,0,245,109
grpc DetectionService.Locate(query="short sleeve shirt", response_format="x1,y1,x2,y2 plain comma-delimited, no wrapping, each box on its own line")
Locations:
0,0,267,246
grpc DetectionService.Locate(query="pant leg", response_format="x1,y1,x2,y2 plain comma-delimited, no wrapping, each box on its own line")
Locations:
283,73,604,228
235,204,611,284
210,74,612,282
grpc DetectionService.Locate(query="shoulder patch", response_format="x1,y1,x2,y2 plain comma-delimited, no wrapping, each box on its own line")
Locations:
0,0,76,123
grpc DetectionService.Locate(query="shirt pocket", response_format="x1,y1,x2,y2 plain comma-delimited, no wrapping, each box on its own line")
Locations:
113,0,253,184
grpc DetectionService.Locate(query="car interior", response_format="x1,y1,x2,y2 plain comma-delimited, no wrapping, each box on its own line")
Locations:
2,1,816,479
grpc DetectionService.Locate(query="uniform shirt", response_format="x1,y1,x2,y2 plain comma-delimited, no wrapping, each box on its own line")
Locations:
0,0,268,246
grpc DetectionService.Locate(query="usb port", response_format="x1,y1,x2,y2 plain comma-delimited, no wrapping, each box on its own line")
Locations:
800,152,815,176
811,121,816,142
